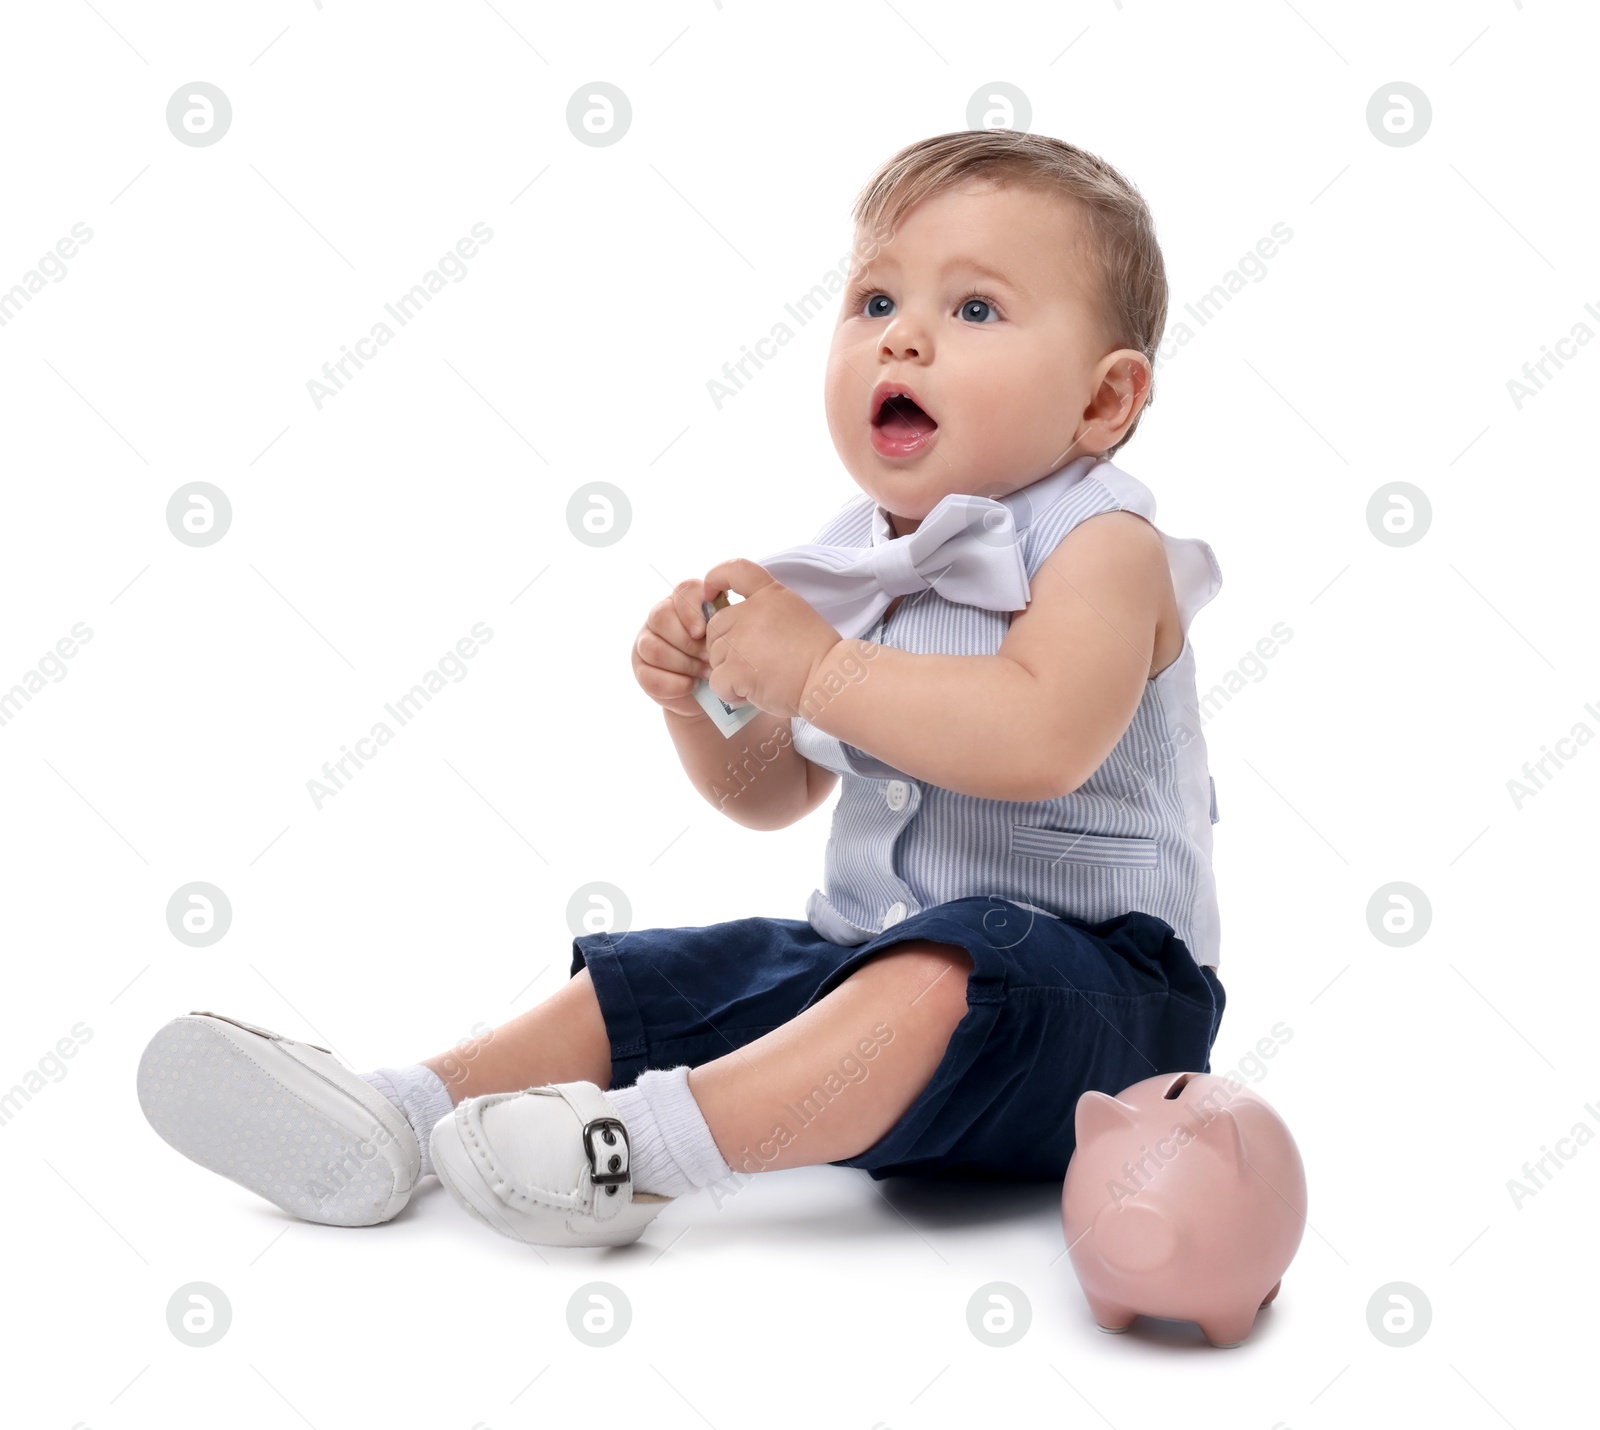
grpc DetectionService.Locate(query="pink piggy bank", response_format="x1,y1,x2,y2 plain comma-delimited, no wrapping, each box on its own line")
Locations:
1061,1070,1306,1348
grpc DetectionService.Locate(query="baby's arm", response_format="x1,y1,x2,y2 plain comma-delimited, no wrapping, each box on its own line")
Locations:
798,510,1173,802
664,706,838,831
634,575,839,830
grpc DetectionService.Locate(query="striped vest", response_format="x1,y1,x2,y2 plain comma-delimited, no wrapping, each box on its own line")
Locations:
790,454,1225,969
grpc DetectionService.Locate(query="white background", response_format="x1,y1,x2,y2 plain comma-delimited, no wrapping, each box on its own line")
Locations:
2,0,1595,1426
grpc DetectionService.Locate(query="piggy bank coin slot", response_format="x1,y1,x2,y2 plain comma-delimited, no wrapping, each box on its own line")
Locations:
1162,1072,1196,1100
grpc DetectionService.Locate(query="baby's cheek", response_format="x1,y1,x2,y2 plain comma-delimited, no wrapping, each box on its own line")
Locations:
988,386,1073,464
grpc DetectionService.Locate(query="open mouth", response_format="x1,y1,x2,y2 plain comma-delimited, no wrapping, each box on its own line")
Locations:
870,384,939,451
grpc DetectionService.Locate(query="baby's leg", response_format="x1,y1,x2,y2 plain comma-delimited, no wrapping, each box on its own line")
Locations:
690,940,974,1173
418,967,612,1101
417,940,971,1171
413,940,971,1233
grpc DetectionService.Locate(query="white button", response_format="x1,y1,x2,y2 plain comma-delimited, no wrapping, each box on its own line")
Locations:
885,780,909,810
882,901,907,928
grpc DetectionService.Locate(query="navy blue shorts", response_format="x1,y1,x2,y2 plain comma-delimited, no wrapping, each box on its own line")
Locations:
570,895,1226,1183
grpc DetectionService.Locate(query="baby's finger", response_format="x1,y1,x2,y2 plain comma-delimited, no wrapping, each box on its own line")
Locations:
646,600,706,664
635,661,699,702
636,626,710,680
671,577,710,641
702,558,774,607
635,665,706,719
649,581,711,655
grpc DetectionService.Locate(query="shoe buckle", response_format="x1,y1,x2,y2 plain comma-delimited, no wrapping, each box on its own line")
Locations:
582,1117,631,1189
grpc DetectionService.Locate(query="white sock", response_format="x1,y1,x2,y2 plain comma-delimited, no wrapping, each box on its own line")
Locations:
606,1065,731,1198
360,1065,455,1180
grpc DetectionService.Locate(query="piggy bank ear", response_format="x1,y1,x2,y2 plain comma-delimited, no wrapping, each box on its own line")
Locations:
1074,1090,1138,1148
1205,1104,1250,1170
1093,1199,1178,1275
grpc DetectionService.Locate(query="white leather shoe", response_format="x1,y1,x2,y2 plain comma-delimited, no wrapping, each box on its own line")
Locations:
137,1011,421,1227
430,1081,674,1247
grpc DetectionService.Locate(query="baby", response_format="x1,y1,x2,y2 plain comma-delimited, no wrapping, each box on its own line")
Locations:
137,130,1227,1247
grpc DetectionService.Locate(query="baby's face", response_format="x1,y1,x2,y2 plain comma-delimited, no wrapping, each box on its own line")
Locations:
824,180,1134,535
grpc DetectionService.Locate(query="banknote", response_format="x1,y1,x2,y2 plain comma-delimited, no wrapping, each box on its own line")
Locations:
692,591,763,738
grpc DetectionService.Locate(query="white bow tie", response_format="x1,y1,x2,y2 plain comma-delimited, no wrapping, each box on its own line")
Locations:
756,490,1032,640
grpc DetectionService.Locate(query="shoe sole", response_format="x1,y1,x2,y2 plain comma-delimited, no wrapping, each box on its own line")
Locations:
137,1015,419,1227
430,1104,672,1248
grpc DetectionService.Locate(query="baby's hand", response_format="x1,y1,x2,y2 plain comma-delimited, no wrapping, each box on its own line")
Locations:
702,558,842,716
633,577,713,719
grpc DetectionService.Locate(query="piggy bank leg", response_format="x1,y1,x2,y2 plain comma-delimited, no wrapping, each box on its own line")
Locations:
1198,1306,1260,1349
1260,1279,1282,1307
1082,1292,1137,1334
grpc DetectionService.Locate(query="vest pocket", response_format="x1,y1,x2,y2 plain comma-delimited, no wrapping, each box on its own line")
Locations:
1009,823,1160,870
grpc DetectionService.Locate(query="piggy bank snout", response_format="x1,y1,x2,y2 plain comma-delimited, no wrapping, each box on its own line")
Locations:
1092,1199,1177,1274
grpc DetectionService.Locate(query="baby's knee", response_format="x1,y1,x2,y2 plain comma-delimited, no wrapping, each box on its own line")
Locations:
862,939,973,1022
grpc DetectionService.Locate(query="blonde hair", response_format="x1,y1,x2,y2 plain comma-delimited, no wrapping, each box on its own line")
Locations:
849,130,1168,458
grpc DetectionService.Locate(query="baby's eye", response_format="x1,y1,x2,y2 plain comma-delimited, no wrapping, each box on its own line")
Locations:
959,296,999,324
862,293,894,319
